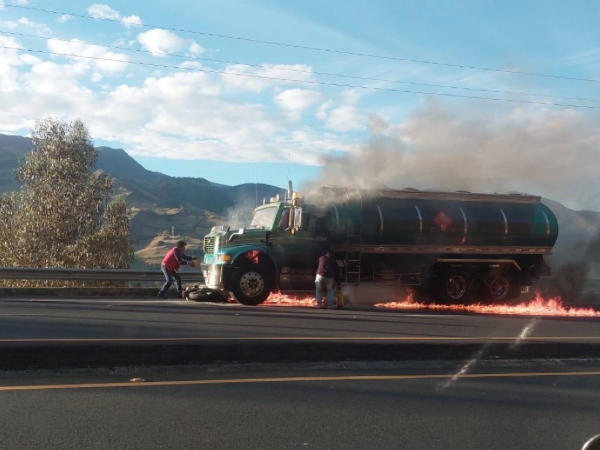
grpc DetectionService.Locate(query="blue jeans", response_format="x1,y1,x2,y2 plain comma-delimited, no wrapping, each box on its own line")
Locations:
315,275,334,307
158,264,182,297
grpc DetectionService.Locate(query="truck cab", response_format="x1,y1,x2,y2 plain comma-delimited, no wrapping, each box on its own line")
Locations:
202,191,323,305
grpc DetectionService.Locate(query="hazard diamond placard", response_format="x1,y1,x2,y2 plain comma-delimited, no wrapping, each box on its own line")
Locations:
434,211,453,231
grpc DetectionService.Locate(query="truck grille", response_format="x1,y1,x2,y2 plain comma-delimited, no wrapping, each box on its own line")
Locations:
204,236,216,254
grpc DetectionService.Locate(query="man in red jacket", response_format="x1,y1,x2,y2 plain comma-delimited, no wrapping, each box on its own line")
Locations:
157,240,198,299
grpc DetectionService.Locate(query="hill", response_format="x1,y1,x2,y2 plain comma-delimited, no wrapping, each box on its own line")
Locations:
0,134,34,193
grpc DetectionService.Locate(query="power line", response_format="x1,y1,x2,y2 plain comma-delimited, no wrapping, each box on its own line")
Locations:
3,3,600,84
1,44,599,109
3,30,600,104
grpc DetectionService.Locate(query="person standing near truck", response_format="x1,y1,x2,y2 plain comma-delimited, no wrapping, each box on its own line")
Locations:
315,249,340,309
157,240,198,299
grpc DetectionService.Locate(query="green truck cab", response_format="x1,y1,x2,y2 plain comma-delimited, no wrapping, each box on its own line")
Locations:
202,193,324,305
202,184,559,306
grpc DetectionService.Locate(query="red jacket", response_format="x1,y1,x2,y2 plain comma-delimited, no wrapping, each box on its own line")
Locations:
162,247,194,272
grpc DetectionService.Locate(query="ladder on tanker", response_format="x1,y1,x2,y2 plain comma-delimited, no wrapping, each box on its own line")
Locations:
343,187,363,285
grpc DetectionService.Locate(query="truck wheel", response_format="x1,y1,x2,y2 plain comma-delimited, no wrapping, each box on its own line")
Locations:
229,264,273,306
489,276,510,301
488,276,521,302
438,272,470,303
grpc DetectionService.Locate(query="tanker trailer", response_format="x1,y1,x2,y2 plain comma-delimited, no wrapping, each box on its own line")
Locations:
201,183,558,305
321,186,558,303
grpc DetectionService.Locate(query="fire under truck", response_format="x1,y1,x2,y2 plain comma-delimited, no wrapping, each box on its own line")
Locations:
201,182,558,305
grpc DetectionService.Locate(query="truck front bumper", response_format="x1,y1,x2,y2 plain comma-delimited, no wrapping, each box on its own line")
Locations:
201,263,225,290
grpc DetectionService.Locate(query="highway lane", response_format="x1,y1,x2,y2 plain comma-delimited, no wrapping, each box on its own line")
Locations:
1,360,600,450
1,297,600,343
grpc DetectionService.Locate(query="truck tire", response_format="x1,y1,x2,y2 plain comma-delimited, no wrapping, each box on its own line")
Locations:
488,275,521,302
229,263,273,306
488,276,511,301
438,272,470,304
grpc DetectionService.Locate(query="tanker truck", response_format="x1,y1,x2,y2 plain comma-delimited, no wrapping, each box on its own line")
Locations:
201,183,558,306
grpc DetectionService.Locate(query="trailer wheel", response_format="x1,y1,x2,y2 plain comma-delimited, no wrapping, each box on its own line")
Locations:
487,276,521,302
489,276,510,301
229,263,273,306
439,272,470,303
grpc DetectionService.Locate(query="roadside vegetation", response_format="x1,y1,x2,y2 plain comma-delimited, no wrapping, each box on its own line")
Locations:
0,118,134,287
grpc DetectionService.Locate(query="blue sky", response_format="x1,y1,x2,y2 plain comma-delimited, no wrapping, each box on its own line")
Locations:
0,0,600,207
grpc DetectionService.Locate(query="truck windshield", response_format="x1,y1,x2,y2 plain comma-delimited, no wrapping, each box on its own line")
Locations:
249,207,278,229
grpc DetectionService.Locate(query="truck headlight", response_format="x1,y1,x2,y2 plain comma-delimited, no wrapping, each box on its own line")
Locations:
217,254,232,263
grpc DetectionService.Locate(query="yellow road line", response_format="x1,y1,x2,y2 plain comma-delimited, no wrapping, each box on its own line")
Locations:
0,335,600,343
2,371,600,392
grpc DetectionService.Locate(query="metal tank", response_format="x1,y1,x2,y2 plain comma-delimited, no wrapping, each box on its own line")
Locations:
320,187,558,250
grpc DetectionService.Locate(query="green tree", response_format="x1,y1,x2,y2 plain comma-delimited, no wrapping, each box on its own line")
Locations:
0,118,134,284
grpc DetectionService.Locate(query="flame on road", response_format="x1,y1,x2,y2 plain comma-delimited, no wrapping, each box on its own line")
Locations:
261,291,600,317
375,292,600,317
263,292,317,307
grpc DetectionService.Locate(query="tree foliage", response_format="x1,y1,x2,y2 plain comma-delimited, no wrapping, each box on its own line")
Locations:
0,118,134,285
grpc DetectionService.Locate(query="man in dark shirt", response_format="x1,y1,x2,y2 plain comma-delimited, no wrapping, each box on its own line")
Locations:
315,249,340,308
158,240,198,299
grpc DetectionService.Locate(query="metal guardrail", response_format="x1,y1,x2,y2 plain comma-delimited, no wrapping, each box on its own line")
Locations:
0,267,597,293
0,267,205,283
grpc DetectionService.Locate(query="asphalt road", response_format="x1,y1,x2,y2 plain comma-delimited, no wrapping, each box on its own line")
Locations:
1,297,600,343
1,359,600,450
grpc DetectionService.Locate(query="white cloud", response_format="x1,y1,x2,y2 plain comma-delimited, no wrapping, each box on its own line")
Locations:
316,101,333,120
137,30,203,58
47,38,130,73
12,0,29,5
317,89,366,132
16,17,51,35
180,61,204,69
0,20,18,30
19,53,41,65
323,105,364,132
138,29,186,55
221,64,315,93
0,34,22,51
87,4,142,28
0,35,24,88
57,14,73,24
340,89,361,104
188,41,204,56
0,43,352,165
122,15,142,28
87,4,120,20
22,60,92,95
275,89,322,112
0,16,51,35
